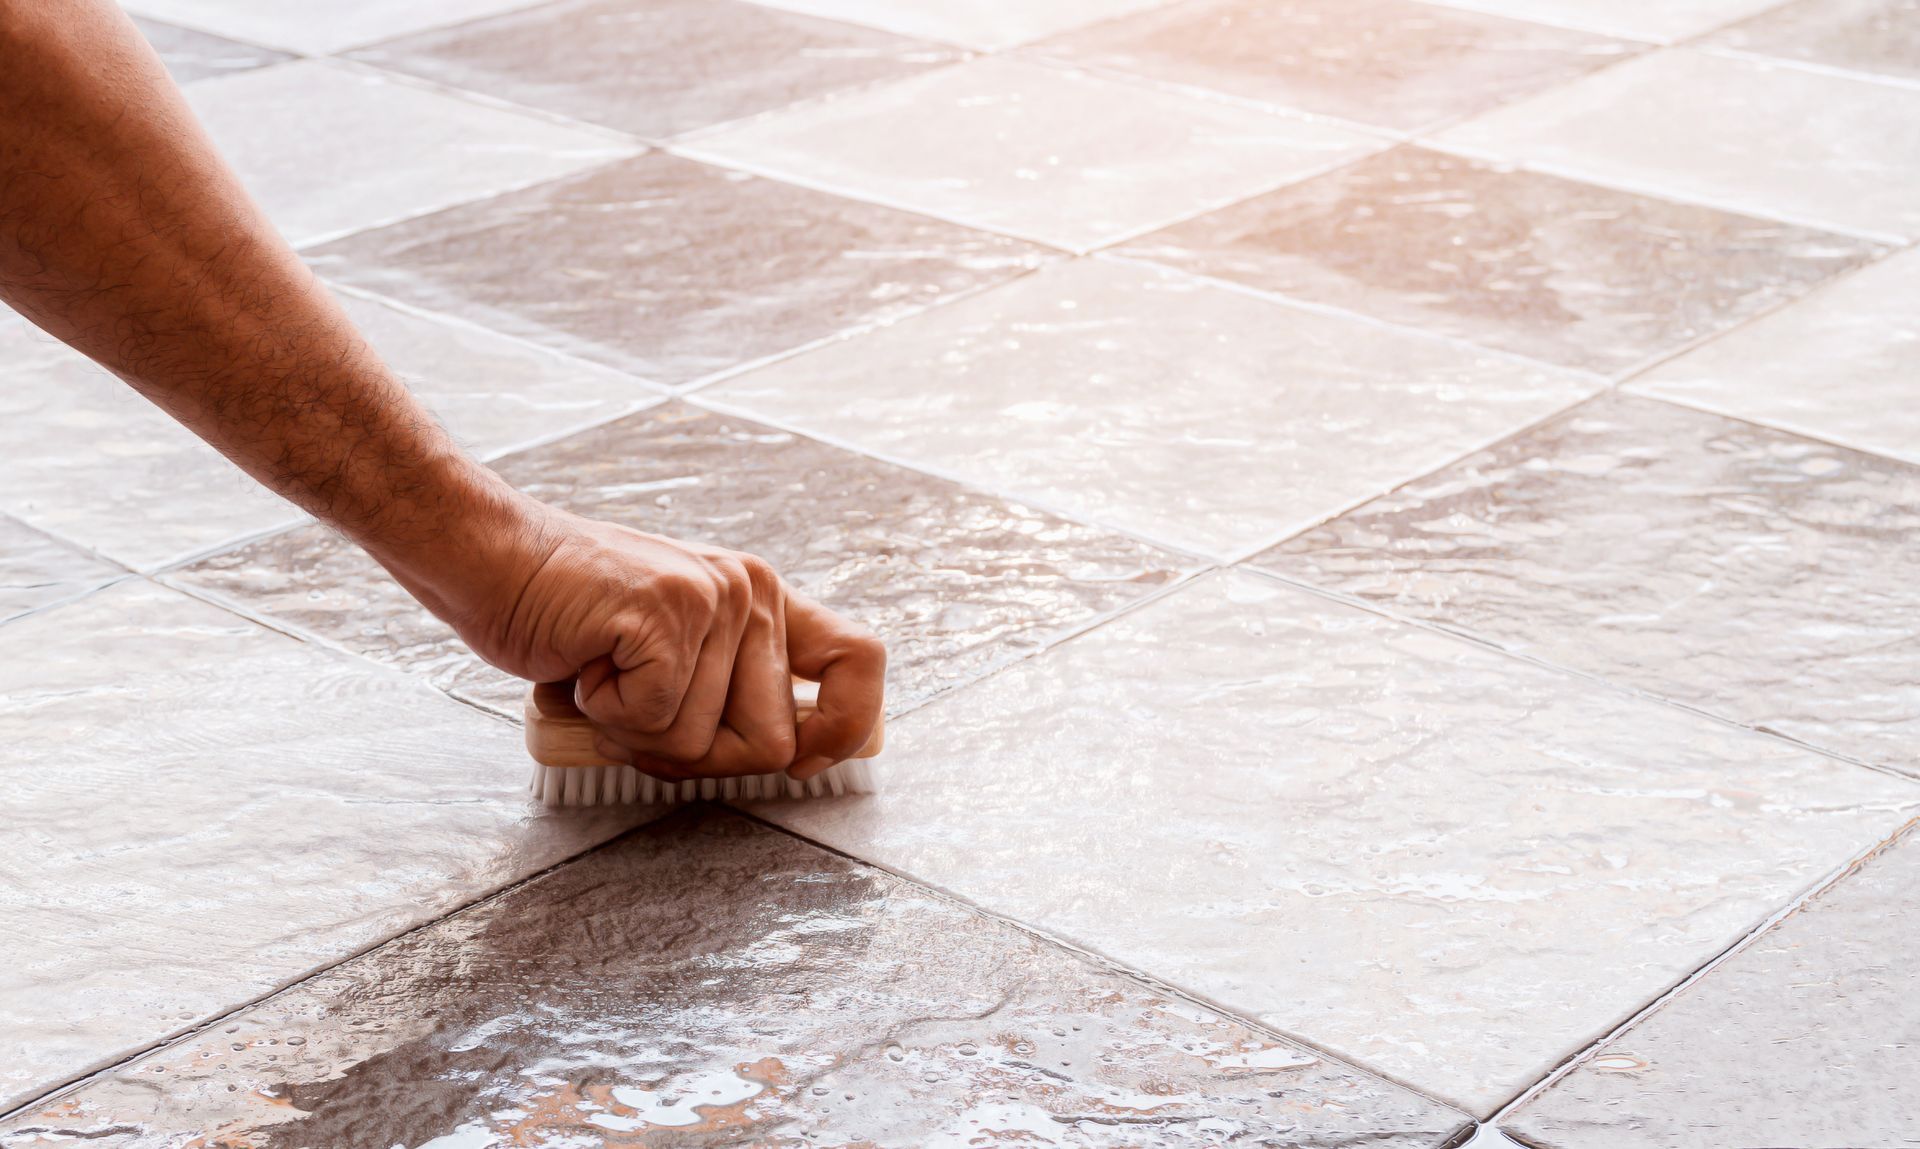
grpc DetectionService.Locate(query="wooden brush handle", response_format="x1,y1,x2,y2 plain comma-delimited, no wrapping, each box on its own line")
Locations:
524,679,885,768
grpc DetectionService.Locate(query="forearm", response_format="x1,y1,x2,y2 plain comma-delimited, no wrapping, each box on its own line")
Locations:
0,0,534,609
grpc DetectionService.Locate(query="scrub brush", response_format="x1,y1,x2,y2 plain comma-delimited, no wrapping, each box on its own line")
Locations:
524,679,884,807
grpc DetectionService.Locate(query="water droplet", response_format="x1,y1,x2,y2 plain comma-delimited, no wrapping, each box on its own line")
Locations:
286,1037,305,1046
884,1044,905,1062
956,1043,978,1057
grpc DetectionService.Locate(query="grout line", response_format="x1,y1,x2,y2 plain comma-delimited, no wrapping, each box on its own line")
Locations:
1692,43,1920,94
473,394,673,464
308,0,573,57
1624,388,1920,472
313,53,646,143
1403,0,1693,43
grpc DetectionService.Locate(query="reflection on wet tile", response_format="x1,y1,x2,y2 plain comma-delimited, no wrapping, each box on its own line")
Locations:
758,572,1920,1114
745,0,1179,49
1631,248,1920,466
0,810,1471,1147
1709,0,1920,80
183,59,638,247
1506,821,1920,1148
1118,146,1883,374
1037,0,1635,132
682,57,1381,251
705,258,1596,556
132,16,291,84
1420,0,1783,41
308,153,1046,384
350,0,960,139
1258,393,1920,776
0,581,648,1113
1434,49,1920,239
124,0,550,53
0,516,122,626
175,402,1188,714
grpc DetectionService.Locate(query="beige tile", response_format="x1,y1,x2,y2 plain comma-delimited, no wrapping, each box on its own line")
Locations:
1038,0,1636,132
349,0,961,139
1434,49,1920,239
744,0,1179,49
703,258,1596,556
175,402,1190,715
1708,0,1920,82
132,16,292,84
681,57,1382,251
1118,145,1882,374
0,810,1472,1146
124,0,551,54
1630,251,1920,467
0,581,648,1112
1420,0,1784,41
183,60,639,247
757,571,1920,1115
0,516,122,625
1259,393,1920,777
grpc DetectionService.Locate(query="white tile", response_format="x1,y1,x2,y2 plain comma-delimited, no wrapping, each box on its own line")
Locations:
702,258,1595,556
745,0,1177,49
0,581,650,1112
184,60,639,247
681,57,1381,252
1434,49,1920,239
1630,247,1920,466
1419,0,1784,41
124,0,552,54
756,572,1920,1114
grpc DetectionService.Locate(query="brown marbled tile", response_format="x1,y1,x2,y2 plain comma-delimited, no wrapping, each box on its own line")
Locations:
1256,392,1920,777
0,515,122,626
306,153,1047,384
349,0,961,139
1117,145,1885,374
0,810,1471,1146
1708,0,1920,82
132,16,293,84
174,402,1189,715
1035,0,1636,132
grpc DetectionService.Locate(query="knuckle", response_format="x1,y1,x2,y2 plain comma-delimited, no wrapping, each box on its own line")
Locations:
663,727,716,763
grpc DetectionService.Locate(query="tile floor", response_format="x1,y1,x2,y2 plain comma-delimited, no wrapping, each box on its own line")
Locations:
3,0,1918,1143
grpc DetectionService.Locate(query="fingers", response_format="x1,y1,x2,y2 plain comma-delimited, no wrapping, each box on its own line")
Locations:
784,591,886,781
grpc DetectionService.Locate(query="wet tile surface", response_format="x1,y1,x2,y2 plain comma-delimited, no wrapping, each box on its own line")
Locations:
308,152,1047,384
1631,247,1920,466
1434,48,1920,239
1506,821,1920,1148
0,810,1471,1147
350,0,960,140
1038,0,1636,132
182,59,639,247
744,0,1180,49
705,258,1596,556
133,16,292,84
1707,0,1920,81
1419,0,1785,41
1258,393,1920,777
758,571,1920,1115
682,57,1383,251
0,581,647,1114
1117,145,1883,374
0,516,122,626
175,402,1188,714
123,0,550,54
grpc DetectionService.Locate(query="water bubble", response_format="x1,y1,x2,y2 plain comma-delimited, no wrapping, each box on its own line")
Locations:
884,1044,905,1062
956,1043,978,1057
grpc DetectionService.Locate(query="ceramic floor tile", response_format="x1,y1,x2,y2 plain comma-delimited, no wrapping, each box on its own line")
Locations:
182,59,639,247
174,402,1189,715
349,0,961,140
0,810,1471,1147
1036,0,1636,133
1630,247,1920,466
123,0,551,54
703,258,1597,557
1707,0,1920,81
1258,392,1920,777
743,0,1179,50
1505,821,1920,1148
132,16,292,84
0,581,649,1114
680,57,1383,252
0,516,122,626
1119,146,1881,375
307,152,1047,384
1418,0,1786,41
1433,48,1920,240
756,571,1920,1115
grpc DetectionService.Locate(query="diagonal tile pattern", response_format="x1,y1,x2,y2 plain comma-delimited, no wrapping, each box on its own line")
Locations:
124,0,554,54
307,153,1048,384
757,571,1920,1114
0,516,123,627
742,0,1181,50
0,810,1473,1146
1417,0,1787,41
1258,393,1920,777
704,257,1597,556
0,581,650,1114
1117,145,1886,374
1706,0,1920,82
132,16,293,84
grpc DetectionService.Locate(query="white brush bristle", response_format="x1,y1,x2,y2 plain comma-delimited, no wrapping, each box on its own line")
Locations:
529,760,880,807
